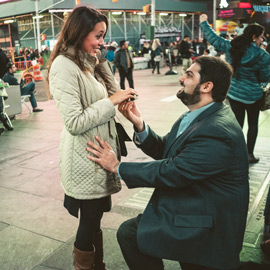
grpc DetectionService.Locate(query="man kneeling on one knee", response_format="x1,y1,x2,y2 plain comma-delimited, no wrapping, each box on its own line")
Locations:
86,56,249,270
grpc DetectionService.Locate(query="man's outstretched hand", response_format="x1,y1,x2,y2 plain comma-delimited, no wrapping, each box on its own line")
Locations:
87,136,119,173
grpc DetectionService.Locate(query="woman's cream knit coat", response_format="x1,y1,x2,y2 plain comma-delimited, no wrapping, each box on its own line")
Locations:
49,48,121,200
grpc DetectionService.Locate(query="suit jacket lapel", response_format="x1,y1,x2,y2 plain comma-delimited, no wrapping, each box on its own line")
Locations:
162,115,184,157
163,102,226,158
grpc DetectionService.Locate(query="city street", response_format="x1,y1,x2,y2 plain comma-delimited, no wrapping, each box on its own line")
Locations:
0,65,270,269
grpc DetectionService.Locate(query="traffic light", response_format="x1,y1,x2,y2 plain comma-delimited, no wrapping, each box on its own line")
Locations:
41,34,46,41
76,0,80,5
143,4,151,14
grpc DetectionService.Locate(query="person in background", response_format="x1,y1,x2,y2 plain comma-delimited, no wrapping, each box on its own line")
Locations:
0,46,9,78
192,37,200,57
47,6,137,270
179,35,193,75
198,38,208,56
86,56,249,270
141,41,150,56
200,13,270,164
2,62,43,113
0,79,13,132
42,46,51,68
114,40,134,90
235,23,245,36
265,33,270,43
261,41,268,51
141,41,151,68
151,38,162,74
105,41,118,75
203,49,210,55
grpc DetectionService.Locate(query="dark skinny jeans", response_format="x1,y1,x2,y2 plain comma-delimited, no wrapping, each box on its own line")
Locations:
228,97,261,155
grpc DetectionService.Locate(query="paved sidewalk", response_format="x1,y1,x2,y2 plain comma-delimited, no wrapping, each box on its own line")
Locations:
0,66,270,269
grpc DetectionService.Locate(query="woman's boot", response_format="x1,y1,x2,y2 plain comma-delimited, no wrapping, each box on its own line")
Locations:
94,230,108,270
157,62,160,74
73,243,95,270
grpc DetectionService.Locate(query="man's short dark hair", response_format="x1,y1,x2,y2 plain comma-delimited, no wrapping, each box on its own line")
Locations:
120,40,126,48
6,62,13,70
194,56,233,102
184,35,189,39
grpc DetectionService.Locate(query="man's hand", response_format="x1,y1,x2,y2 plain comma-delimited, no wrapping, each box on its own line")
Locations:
87,136,119,173
118,101,144,132
200,14,208,24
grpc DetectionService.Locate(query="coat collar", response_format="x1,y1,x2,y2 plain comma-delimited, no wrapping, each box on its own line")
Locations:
61,46,98,72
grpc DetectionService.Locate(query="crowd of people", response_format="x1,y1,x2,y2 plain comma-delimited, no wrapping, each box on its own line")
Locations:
1,5,270,269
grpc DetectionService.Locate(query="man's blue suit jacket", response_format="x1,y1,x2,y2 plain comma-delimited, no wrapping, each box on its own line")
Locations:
119,102,249,269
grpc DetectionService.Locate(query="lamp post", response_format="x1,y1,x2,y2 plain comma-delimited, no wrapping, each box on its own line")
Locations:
35,0,41,53
30,0,41,53
151,0,155,27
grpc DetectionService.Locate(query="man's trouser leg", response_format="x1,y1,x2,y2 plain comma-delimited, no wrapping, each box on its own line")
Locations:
117,214,164,270
119,70,126,90
126,68,134,89
182,58,192,75
21,81,37,108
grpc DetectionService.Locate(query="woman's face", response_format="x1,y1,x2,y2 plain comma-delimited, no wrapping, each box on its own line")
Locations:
254,32,264,47
82,21,106,55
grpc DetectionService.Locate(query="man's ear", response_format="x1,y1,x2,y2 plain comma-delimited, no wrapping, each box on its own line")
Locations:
201,81,213,94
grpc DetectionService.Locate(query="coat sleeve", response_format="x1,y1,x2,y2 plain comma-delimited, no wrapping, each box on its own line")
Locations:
49,58,115,136
257,49,270,83
133,126,168,160
114,51,120,69
119,132,236,189
200,21,231,53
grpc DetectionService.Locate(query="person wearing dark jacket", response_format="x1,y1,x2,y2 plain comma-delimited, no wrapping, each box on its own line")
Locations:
86,56,249,270
179,35,193,75
114,40,134,90
200,14,270,164
0,47,9,78
2,62,43,112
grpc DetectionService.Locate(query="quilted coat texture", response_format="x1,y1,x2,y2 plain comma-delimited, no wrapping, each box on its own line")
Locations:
200,21,270,102
49,48,121,199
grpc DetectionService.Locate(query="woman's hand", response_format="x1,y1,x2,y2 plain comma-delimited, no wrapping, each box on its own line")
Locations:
87,136,119,173
109,88,137,106
200,14,208,24
118,101,144,132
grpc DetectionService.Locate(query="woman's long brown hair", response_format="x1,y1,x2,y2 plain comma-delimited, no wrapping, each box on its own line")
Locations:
47,6,108,82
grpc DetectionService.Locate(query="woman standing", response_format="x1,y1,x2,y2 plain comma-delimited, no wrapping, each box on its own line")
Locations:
200,14,270,163
48,6,136,270
151,38,162,74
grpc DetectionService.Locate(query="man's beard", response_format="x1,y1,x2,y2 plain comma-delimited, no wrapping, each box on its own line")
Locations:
177,84,201,106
